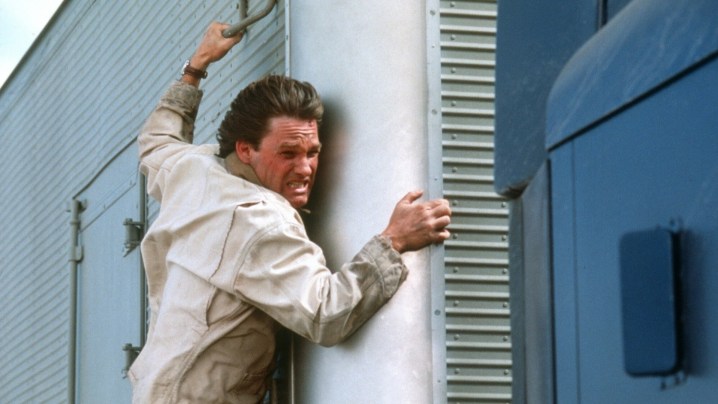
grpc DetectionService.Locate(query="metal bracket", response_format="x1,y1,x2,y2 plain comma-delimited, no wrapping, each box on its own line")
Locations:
222,0,277,38
69,199,86,263
239,0,249,19
122,343,142,378
123,218,144,256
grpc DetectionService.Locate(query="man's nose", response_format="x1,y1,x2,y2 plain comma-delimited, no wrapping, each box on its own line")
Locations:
294,156,312,175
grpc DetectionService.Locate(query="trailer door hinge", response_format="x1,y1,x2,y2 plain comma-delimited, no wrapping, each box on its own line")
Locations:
123,218,144,256
122,343,142,378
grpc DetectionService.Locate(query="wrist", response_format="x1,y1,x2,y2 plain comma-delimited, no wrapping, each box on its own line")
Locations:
380,231,404,254
188,53,211,71
180,59,208,87
182,60,208,79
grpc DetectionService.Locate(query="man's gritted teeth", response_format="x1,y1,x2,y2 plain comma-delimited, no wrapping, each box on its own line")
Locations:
287,180,310,192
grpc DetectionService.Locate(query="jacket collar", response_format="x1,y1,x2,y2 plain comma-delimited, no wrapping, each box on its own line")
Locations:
224,152,261,185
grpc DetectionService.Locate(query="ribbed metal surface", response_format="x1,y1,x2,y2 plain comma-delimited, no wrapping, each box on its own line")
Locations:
0,1,284,401
440,1,511,403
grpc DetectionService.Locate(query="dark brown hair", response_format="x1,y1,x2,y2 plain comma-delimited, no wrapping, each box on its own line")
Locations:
216,75,324,158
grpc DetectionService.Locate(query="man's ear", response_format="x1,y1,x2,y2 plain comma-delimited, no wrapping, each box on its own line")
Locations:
235,141,253,164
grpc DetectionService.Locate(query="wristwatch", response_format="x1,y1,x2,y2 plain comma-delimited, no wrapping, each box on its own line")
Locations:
182,60,208,79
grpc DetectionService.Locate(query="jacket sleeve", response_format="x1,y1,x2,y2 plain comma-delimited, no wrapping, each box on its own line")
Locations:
233,222,408,347
138,81,204,202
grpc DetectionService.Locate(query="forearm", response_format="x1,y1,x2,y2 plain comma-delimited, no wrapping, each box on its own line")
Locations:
234,226,407,347
140,20,241,163
305,235,408,346
138,82,203,200
138,82,203,161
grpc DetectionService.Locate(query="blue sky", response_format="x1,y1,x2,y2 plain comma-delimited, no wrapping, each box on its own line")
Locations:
0,0,64,86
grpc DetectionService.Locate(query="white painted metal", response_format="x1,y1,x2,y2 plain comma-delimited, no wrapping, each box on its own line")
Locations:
288,1,436,403
75,145,142,403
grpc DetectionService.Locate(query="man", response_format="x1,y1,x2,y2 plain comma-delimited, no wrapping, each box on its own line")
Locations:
129,22,452,403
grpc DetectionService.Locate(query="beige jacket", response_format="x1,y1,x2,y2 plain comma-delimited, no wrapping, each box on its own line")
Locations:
129,82,408,403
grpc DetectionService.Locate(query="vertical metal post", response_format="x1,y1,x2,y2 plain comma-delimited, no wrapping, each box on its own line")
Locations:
289,334,295,404
68,199,85,404
426,1,448,402
284,0,291,76
138,174,148,346
284,2,295,402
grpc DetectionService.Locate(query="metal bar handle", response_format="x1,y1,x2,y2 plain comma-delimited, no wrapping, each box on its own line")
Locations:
222,0,277,38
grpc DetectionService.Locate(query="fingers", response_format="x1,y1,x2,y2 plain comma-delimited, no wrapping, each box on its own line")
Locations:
231,31,244,44
434,228,451,243
433,214,452,229
192,22,244,67
211,21,244,43
399,191,451,215
211,21,245,48
425,199,451,243
384,191,453,253
430,208,451,242
401,193,451,228
426,200,451,219
413,197,451,244
400,190,424,204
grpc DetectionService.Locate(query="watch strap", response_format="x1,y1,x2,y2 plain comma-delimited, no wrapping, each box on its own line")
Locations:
182,60,208,79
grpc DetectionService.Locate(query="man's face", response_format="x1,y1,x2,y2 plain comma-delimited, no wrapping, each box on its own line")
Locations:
236,116,321,209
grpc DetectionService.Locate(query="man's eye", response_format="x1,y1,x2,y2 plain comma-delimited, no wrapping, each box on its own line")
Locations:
281,152,295,159
308,151,319,158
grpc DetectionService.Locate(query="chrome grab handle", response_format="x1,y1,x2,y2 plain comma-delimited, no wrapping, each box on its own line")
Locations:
222,0,277,38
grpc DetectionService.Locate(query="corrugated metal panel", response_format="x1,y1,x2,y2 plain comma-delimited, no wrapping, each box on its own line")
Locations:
0,1,284,401
0,3,106,401
440,1,511,403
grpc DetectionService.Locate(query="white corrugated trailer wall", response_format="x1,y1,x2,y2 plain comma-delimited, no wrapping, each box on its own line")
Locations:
289,0,508,403
0,1,284,401
289,1,438,402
